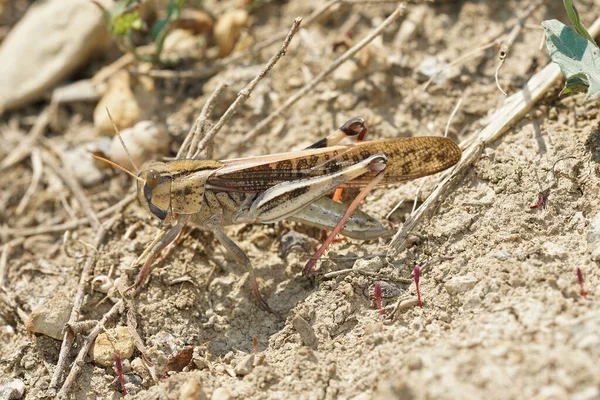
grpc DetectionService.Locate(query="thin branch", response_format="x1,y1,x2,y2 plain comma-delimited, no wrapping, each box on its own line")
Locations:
192,17,304,160
0,238,24,288
15,148,42,216
48,222,111,395
1,192,136,238
444,97,463,138
55,299,124,397
40,150,101,231
0,106,51,171
178,83,228,159
495,0,546,96
233,4,406,154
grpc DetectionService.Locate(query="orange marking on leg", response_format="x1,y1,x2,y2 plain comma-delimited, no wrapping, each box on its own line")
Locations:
304,162,387,275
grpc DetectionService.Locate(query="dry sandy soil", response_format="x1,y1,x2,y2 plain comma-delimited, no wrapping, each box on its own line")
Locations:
1,0,600,399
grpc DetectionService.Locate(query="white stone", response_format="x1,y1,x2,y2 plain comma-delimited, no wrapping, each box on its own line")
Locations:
211,388,232,400
0,0,109,111
0,379,25,400
444,275,478,295
109,120,169,169
234,354,254,376
587,211,600,243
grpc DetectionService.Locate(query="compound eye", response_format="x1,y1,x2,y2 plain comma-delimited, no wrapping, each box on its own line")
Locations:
146,169,161,189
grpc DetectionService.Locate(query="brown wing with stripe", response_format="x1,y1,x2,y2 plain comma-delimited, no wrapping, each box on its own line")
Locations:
208,137,461,193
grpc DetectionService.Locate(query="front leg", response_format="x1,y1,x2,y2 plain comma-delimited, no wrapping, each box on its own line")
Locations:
209,227,272,312
127,214,190,293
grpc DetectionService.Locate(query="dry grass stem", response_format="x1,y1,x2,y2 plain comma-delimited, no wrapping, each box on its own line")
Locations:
1,192,136,239
15,148,42,216
495,0,546,96
40,150,101,231
178,82,228,159
0,106,50,171
49,214,121,396
193,17,303,159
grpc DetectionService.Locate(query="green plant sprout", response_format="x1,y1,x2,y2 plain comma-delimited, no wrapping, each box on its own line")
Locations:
542,0,600,100
93,0,184,64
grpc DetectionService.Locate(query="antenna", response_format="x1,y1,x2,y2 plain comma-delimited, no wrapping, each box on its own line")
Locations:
106,107,140,173
92,154,144,183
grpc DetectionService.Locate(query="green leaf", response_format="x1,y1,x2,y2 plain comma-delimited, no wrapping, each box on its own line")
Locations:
563,0,596,44
111,10,141,36
561,74,590,96
151,0,183,40
542,19,600,101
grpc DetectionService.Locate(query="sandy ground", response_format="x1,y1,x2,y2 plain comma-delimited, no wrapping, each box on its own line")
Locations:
1,1,600,399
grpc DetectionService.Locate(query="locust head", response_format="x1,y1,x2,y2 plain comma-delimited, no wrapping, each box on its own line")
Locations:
136,162,173,220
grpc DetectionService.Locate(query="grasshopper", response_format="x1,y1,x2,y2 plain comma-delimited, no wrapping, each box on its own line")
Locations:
96,117,461,310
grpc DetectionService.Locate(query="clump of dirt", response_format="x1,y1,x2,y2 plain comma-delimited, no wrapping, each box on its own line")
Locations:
1,1,600,399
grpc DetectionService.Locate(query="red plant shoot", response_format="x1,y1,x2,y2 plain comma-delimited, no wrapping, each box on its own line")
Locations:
577,267,587,299
414,265,422,308
114,352,128,395
528,193,546,209
252,335,259,355
374,282,384,315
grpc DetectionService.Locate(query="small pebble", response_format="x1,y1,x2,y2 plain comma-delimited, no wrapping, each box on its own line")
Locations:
291,315,318,349
26,292,72,340
60,144,104,187
179,378,207,400
213,9,248,57
234,354,255,376
211,388,232,400
590,243,600,261
444,275,477,295
91,326,135,367
0,379,25,400
109,120,169,168
94,70,156,135
0,0,109,111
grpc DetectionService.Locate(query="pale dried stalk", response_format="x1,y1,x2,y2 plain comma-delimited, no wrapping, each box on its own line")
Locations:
0,238,24,288
1,192,136,239
192,17,303,160
15,149,43,216
178,83,228,159
56,299,124,397
388,16,600,256
48,225,109,395
40,150,101,231
0,105,51,171
495,0,546,96
234,4,406,153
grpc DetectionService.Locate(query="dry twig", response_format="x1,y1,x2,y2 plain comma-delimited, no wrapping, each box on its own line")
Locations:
48,213,121,396
40,150,100,231
231,4,406,155
495,0,546,96
1,192,136,239
0,106,51,171
56,299,124,397
178,83,229,159
192,17,304,159
15,149,43,216
0,238,24,288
